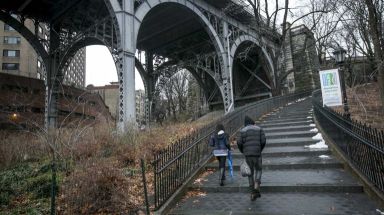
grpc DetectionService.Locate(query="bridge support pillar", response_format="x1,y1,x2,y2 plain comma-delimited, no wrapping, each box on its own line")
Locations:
115,0,136,132
222,21,234,113
45,25,61,130
144,52,156,126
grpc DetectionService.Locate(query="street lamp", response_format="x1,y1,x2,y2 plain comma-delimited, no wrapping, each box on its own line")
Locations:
333,48,350,118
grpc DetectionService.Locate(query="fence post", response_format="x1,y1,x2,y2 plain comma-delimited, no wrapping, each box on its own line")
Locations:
141,159,150,215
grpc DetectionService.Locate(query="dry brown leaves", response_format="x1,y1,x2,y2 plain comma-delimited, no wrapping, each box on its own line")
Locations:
333,83,384,131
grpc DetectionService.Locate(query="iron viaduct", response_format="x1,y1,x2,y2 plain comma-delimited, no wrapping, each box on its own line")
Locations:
0,0,317,131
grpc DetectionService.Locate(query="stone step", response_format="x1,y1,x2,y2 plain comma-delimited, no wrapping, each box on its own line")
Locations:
258,120,313,127
263,125,315,132
190,169,362,193
265,130,317,139
261,116,314,124
230,146,330,158
191,168,362,192
206,156,342,170
170,192,379,215
265,137,319,147
265,112,313,119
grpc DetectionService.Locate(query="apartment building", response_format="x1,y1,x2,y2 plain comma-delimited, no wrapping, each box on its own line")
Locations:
0,19,86,88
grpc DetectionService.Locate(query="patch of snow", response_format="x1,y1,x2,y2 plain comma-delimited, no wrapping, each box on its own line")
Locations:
376,209,384,215
312,133,323,140
305,140,328,149
307,120,313,122
310,128,318,132
309,123,316,127
319,155,330,159
307,116,313,118
286,102,294,106
295,97,309,102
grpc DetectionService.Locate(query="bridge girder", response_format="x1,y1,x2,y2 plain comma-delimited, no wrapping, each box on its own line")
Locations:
0,0,280,131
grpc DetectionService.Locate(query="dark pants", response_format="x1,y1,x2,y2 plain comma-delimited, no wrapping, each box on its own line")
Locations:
245,156,262,192
216,156,226,180
216,156,227,168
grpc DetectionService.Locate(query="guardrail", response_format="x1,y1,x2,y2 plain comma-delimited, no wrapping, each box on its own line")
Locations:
312,90,384,194
152,91,312,210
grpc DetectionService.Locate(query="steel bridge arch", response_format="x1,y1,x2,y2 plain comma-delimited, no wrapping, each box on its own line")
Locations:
0,11,49,71
58,36,149,92
230,35,275,82
134,0,229,106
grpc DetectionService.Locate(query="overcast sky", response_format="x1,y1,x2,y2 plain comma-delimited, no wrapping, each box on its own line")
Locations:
85,45,144,89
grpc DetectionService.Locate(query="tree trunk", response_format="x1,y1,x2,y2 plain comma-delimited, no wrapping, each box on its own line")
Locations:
364,0,384,112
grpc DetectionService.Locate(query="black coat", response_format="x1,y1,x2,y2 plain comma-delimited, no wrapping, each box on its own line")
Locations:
237,125,266,156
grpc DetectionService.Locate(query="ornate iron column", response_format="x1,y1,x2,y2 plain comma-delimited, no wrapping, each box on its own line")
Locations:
115,0,137,131
45,24,61,130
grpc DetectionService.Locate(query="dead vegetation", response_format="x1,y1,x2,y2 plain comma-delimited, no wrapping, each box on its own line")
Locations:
0,114,220,214
334,82,384,131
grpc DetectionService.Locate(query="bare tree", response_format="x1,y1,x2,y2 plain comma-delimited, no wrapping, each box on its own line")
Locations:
244,0,333,94
325,0,384,110
364,0,384,110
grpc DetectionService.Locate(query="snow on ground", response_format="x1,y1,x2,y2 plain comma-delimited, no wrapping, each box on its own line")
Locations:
307,116,313,118
310,128,318,132
305,140,328,149
305,133,328,149
319,155,330,159
312,133,323,140
309,123,316,127
295,97,309,102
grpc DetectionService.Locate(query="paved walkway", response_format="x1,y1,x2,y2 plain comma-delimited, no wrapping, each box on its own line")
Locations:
169,98,382,214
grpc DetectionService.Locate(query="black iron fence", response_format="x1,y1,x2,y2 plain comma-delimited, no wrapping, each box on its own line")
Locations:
312,90,384,194
152,91,312,210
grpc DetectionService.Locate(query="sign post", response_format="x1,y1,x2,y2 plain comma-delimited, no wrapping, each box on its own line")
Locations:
319,69,343,107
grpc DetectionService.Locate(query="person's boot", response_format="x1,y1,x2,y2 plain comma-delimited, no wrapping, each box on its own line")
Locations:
254,181,261,198
248,177,254,189
250,191,257,201
219,168,225,186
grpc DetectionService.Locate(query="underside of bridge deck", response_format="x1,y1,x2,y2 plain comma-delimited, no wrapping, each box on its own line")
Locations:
0,0,279,131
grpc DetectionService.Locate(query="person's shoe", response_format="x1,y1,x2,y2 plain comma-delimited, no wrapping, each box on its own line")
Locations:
255,190,261,198
250,192,257,201
220,180,224,186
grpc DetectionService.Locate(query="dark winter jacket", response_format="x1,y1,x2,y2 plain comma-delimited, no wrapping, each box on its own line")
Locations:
209,131,230,150
237,125,266,156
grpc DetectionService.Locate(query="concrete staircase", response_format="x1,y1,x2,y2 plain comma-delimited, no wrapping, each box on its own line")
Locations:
169,98,380,214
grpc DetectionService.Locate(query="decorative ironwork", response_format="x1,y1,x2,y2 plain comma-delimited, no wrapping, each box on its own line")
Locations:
152,90,312,210
312,90,384,194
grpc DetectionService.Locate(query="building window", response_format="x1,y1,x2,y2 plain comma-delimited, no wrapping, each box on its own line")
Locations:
37,60,41,68
2,63,19,70
4,24,15,31
4,36,21,44
38,26,43,34
3,50,20,57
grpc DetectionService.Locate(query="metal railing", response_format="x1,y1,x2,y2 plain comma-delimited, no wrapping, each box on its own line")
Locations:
312,90,384,194
152,91,312,210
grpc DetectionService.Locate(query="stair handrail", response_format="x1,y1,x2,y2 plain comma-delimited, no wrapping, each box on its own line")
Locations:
312,90,384,195
152,90,312,210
